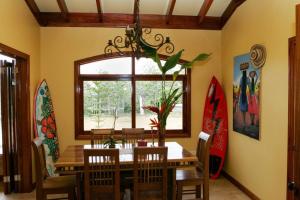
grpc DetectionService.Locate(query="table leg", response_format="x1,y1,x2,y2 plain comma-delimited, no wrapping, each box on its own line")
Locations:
167,168,176,200
172,169,176,200
76,172,83,200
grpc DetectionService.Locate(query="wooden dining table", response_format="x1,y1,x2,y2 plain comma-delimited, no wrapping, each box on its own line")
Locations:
55,142,197,200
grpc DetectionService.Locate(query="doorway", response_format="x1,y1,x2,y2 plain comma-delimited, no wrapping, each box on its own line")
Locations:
0,54,14,152
0,43,32,193
0,54,16,194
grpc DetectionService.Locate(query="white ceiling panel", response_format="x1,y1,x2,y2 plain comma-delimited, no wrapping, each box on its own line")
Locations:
207,0,231,16
140,0,169,15
34,0,232,17
173,0,204,16
102,0,134,14
65,0,97,13
35,0,60,12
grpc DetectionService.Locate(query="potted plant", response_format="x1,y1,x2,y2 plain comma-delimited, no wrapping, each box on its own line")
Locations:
141,41,210,145
103,135,118,148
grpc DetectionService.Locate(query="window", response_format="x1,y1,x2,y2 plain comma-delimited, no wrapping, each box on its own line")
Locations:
75,53,191,139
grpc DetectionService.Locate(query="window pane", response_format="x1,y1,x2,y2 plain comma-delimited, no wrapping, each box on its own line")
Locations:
80,57,131,74
83,81,131,130
135,57,185,75
136,81,183,130
0,54,14,62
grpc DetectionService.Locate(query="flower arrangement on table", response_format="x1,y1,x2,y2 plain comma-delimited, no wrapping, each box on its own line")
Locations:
140,42,210,144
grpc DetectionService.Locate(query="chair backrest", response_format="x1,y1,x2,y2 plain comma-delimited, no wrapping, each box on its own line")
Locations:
196,131,212,179
32,137,49,190
122,128,144,145
91,128,114,146
84,148,120,200
133,147,168,199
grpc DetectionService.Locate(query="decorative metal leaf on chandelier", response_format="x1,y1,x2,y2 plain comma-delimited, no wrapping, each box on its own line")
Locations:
104,0,175,58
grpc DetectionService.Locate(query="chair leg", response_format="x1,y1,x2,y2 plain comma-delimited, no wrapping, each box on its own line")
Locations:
43,193,47,200
68,189,74,200
196,185,201,198
176,183,182,200
203,182,209,200
133,186,138,200
36,189,43,200
76,173,82,200
172,170,176,200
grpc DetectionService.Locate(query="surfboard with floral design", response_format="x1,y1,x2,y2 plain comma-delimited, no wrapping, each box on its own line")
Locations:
33,79,59,176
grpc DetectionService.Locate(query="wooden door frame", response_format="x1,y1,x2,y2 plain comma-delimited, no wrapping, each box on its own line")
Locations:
288,36,296,200
289,4,300,200
0,43,32,192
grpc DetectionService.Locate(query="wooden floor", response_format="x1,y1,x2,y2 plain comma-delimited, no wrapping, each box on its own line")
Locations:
0,176,250,200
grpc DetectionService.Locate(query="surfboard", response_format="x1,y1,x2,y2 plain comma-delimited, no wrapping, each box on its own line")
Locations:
202,76,228,179
33,79,59,176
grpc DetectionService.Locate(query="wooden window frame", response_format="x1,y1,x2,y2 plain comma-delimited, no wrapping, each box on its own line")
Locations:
74,52,191,139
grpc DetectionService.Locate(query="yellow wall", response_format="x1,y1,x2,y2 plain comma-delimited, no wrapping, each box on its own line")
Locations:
221,0,300,199
0,0,40,182
40,27,222,152
2,0,297,198
0,0,40,100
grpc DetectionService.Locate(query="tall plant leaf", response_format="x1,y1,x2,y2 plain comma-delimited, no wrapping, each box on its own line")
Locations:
140,39,162,71
182,53,211,69
173,70,180,81
162,49,184,74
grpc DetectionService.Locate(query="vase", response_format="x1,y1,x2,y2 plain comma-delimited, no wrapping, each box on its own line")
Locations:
158,126,166,146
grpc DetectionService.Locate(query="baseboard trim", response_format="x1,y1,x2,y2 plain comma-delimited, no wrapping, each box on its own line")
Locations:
222,171,260,200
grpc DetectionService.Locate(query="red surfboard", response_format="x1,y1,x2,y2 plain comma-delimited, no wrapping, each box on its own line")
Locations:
202,76,228,179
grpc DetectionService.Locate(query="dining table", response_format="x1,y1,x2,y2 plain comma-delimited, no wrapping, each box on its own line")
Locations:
55,141,197,200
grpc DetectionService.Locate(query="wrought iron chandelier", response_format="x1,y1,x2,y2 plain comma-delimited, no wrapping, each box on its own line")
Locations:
104,0,175,58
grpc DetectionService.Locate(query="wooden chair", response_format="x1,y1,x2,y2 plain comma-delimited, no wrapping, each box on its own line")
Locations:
32,137,76,200
122,128,144,145
84,148,120,200
133,147,168,200
175,131,212,200
91,128,114,146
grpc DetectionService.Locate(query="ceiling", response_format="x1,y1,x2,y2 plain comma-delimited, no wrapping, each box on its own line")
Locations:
25,0,246,30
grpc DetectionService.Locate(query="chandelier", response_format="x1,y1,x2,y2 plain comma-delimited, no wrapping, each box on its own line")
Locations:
104,0,175,58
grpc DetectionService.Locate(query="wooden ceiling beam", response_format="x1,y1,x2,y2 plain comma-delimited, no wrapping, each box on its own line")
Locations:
198,0,214,24
57,0,69,20
166,0,176,24
221,0,246,27
96,0,103,22
24,0,244,29
39,13,222,30
133,0,138,23
24,0,43,25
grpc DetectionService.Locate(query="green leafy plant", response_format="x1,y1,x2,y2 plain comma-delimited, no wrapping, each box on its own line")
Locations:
103,135,125,148
141,41,210,138
103,135,118,148
103,110,124,148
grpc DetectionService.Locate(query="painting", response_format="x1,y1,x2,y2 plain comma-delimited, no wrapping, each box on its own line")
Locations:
233,53,261,139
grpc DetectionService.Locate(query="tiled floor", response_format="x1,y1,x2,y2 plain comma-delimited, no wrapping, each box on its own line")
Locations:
0,176,251,200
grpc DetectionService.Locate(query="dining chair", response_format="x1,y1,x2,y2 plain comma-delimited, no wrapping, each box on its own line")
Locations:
133,146,168,200
84,148,120,200
122,128,144,145
32,137,77,200
90,128,114,146
175,131,212,200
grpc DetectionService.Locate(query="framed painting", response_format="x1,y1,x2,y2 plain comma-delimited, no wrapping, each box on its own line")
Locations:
233,53,261,139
